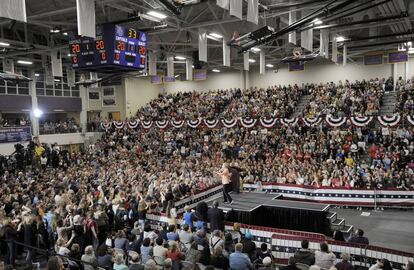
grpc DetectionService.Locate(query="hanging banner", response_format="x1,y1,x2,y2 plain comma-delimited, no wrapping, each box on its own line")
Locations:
45,61,54,86
230,0,242,19
187,119,201,128
76,0,96,38
325,116,347,127
302,117,322,127
223,39,231,67
221,118,238,128
148,52,157,76
0,0,27,22
167,56,174,78
113,121,125,129
260,118,277,128
319,29,329,59
186,59,193,81
364,54,383,65
301,29,313,51
259,50,265,75
204,119,219,128
171,120,185,128
155,120,169,129
216,0,230,10
388,52,408,63
199,30,208,62
289,62,305,72
407,115,414,126
288,11,296,45
2,58,14,73
377,115,401,127
0,127,31,144
343,44,347,66
247,0,259,25
331,34,338,64
141,121,153,129
163,76,175,83
350,116,373,127
150,76,162,84
280,118,298,126
66,67,76,87
243,52,249,71
127,119,139,129
51,50,63,77
194,69,207,80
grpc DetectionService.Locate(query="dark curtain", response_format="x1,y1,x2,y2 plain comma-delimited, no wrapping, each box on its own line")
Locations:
226,205,331,235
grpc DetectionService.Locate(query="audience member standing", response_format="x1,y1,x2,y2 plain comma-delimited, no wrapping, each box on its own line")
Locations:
207,201,225,231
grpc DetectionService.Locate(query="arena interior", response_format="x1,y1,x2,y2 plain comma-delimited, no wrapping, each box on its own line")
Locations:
1,0,414,270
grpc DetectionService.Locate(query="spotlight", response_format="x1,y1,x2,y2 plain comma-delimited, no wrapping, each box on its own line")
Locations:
33,108,43,118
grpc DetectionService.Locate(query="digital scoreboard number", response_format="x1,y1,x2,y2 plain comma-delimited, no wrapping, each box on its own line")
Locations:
69,24,147,70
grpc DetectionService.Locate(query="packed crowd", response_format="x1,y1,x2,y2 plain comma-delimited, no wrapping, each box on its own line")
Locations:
303,79,386,117
0,116,31,127
396,78,414,115
1,78,414,270
136,85,304,120
39,118,81,134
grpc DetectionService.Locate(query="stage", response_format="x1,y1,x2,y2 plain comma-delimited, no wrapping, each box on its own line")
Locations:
206,192,332,235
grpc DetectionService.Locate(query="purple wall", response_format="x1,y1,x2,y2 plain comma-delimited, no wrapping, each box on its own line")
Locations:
0,95,32,110
37,97,82,112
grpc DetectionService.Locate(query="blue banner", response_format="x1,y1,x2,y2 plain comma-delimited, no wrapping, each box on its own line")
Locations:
288,62,305,72
150,76,162,84
364,54,383,65
194,69,207,80
388,51,408,63
0,127,32,144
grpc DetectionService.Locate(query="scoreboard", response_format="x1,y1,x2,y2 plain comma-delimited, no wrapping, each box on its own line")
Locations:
69,24,147,70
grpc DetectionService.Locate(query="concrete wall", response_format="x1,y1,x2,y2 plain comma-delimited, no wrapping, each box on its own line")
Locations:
124,77,162,117
87,83,126,120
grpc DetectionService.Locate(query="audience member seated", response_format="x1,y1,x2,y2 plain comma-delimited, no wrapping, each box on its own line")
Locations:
315,243,336,270
210,246,229,270
348,229,369,245
39,118,81,134
294,240,315,266
229,243,254,270
335,253,354,270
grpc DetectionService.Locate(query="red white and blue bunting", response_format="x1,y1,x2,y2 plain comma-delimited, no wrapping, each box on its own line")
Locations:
101,114,414,131
112,121,125,129
408,115,414,126
187,119,201,128
221,118,238,128
302,117,322,127
350,116,373,127
260,118,278,128
280,118,298,126
127,119,139,129
325,116,347,127
377,114,401,127
171,120,185,128
101,122,112,130
240,118,257,128
141,121,153,129
155,120,169,129
204,119,219,129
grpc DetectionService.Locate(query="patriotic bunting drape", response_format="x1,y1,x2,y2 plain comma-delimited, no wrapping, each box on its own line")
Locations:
103,115,414,130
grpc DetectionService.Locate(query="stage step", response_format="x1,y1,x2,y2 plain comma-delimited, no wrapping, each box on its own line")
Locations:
327,212,337,222
331,218,345,229
341,224,354,235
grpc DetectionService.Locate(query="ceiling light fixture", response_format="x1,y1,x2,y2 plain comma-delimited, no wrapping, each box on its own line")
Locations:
248,59,256,63
251,47,261,52
0,42,10,47
63,32,68,36
336,36,345,42
35,73,40,77
174,56,186,60
207,32,223,39
147,11,167,19
312,18,323,25
266,64,274,68
17,60,33,65
212,69,220,72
